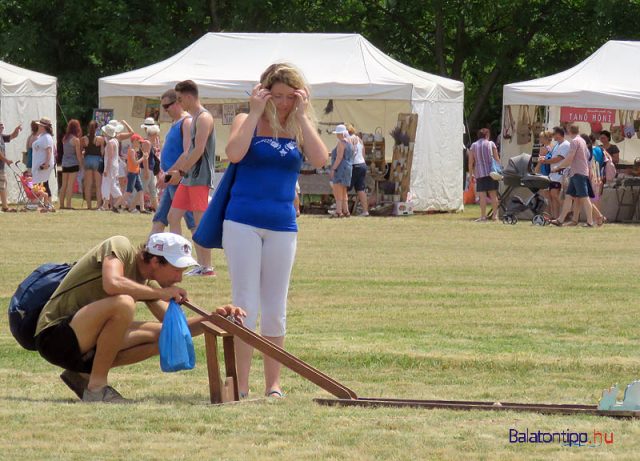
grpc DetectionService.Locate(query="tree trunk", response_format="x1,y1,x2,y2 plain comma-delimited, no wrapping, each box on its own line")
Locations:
434,2,446,76
209,0,221,32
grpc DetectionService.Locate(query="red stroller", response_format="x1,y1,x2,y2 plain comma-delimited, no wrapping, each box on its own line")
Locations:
7,161,50,211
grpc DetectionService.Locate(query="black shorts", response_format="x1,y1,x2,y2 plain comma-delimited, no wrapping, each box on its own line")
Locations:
35,317,94,373
62,165,80,173
549,181,562,190
476,175,499,192
349,163,367,192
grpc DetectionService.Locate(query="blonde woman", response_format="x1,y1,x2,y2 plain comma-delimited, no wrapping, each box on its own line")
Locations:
225,63,328,398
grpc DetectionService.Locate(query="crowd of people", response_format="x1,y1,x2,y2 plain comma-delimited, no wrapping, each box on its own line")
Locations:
469,125,616,226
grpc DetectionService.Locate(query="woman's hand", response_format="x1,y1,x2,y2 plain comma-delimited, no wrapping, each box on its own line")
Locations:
294,87,310,119
329,169,335,180
249,83,272,116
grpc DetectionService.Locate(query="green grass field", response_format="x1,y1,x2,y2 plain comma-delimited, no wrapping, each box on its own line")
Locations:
1,204,639,460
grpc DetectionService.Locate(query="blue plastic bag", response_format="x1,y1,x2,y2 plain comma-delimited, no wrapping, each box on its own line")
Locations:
159,300,196,372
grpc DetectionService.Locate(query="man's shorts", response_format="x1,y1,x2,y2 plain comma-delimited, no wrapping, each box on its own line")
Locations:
141,171,158,199
548,181,562,190
172,184,209,212
475,175,499,192
566,174,592,198
0,170,6,192
35,317,94,374
153,184,196,229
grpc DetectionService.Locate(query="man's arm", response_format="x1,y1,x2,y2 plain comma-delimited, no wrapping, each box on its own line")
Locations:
172,113,212,172
10,124,22,140
467,149,475,176
101,256,187,302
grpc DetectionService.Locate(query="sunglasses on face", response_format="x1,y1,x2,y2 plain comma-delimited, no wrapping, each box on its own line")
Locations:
162,101,176,110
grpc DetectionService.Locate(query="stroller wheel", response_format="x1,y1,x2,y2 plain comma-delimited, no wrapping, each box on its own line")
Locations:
532,214,546,226
511,216,518,225
502,215,512,225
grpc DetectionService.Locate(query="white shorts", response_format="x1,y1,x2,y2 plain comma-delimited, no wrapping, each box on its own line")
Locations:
101,173,122,199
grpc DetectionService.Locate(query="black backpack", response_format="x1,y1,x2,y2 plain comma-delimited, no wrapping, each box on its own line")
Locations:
8,263,73,350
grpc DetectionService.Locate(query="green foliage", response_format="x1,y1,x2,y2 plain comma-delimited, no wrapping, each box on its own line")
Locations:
1,0,639,134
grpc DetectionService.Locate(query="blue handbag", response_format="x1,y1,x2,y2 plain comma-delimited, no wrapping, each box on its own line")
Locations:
159,300,196,372
193,163,237,249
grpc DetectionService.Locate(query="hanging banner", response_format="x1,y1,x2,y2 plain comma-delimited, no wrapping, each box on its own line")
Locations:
560,107,615,124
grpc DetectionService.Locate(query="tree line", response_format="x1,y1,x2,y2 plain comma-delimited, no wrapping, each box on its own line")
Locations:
1,0,639,139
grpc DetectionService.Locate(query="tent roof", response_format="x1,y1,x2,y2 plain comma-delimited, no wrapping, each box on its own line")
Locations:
99,33,463,102
504,41,640,109
0,60,56,97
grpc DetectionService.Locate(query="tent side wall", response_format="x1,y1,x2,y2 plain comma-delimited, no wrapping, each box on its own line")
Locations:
0,91,57,203
410,98,464,211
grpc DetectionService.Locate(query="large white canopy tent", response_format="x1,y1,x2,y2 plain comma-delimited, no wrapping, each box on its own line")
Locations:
501,40,640,162
0,60,57,202
99,33,464,211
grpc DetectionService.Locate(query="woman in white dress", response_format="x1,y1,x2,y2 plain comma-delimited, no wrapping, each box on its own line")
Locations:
32,117,56,209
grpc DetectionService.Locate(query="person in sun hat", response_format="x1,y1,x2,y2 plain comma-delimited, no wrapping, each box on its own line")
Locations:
99,120,127,212
329,123,354,217
31,117,56,210
32,233,246,403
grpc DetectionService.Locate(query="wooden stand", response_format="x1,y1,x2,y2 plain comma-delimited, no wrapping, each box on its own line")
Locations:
201,320,239,404
184,301,357,404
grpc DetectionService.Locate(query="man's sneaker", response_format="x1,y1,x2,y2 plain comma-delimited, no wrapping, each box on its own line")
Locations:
60,370,89,400
112,207,121,214
82,385,130,403
140,209,152,214
199,266,216,277
129,208,140,214
185,266,202,276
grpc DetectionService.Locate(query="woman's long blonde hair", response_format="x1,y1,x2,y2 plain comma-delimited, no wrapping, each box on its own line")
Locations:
260,63,317,145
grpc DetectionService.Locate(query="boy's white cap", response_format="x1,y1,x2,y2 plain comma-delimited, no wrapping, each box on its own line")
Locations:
146,233,198,268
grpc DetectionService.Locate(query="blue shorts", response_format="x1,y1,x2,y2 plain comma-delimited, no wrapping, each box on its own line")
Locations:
84,155,102,171
349,163,367,192
566,174,592,198
126,173,142,193
153,184,196,230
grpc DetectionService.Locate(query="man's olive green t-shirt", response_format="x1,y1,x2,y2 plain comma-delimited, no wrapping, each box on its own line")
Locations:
35,236,159,336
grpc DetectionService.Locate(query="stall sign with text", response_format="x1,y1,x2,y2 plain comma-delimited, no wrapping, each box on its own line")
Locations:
560,107,615,124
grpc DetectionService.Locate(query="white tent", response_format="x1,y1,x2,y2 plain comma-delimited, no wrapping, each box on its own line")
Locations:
0,60,57,203
99,33,464,211
501,41,640,162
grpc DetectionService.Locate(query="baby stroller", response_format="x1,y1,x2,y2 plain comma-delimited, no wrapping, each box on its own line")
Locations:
7,161,48,211
499,153,551,226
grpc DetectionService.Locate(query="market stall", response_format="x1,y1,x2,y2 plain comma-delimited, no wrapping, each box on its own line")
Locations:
500,41,640,221
99,32,464,212
0,60,57,202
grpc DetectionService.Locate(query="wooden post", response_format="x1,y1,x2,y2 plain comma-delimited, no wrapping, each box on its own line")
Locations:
222,336,239,401
204,331,223,404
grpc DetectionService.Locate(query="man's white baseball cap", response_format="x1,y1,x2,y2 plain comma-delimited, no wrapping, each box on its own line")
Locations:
146,233,198,268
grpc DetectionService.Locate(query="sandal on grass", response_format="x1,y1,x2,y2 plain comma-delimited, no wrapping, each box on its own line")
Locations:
266,390,285,398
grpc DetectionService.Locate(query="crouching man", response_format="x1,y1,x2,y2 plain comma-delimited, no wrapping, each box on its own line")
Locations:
33,233,245,403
